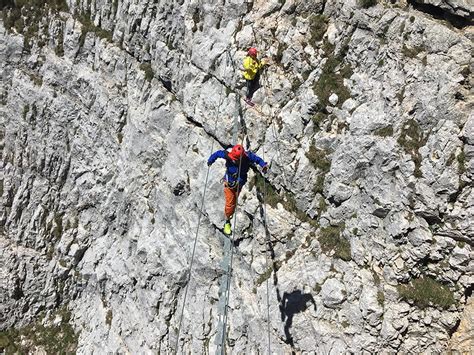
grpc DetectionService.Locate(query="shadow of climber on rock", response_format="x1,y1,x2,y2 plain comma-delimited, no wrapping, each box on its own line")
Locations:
279,289,317,347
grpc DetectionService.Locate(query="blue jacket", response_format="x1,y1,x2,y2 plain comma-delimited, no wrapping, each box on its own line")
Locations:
208,150,267,186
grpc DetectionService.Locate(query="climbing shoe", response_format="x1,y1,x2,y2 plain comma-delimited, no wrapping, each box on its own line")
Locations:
244,97,255,107
223,221,232,235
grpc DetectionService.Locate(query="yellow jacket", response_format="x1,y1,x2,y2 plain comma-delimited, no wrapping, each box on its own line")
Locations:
243,56,263,80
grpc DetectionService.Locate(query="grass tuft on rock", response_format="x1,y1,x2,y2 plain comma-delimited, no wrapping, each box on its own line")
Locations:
397,277,455,309
0,307,78,354
374,125,393,137
319,223,351,261
308,14,328,44
313,41,352,108
397,119,426,178
359,0,377,8
306,145,331,173
140,63,154,82
457,148,466,174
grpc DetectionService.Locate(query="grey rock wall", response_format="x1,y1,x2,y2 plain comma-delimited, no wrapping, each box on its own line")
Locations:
1,0,473,353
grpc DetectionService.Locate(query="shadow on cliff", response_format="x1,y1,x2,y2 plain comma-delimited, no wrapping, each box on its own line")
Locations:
257,188,317,350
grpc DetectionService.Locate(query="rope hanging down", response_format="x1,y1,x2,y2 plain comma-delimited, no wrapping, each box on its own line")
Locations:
219,131,246,354
262,139,272,354
173,71,228,355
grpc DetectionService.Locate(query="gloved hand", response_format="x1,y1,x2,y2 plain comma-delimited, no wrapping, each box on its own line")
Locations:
262,164,269,174
207,161,212,166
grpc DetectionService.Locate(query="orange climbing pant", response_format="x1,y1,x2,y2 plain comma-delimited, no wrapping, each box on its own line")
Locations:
224,182,241,219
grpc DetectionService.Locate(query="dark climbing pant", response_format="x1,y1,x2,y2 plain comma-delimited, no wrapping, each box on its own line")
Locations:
245,71,261,100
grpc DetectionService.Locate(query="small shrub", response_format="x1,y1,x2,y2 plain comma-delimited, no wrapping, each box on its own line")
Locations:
29,73,43,86
359,0,377,8
374,125,393,137
402,45,425,59
105,309,113,326
306,145,331,172
77,12,113,43
291,78,302,92
309,14,328,44
0,307,78,354
319,224,351,261
397,119,426,178
397,277,455,309
312,112,327,131
139,63,154,82
313,41,351,108
446,152,456,166
23,104,30,120
313,175,325,195
377,290,385,306
457,149,466,174
275,42,288,63
255,268,273,286
396,87,405,104
249,173,281,208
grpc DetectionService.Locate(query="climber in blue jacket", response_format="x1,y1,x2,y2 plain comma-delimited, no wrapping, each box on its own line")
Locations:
208,144,268,235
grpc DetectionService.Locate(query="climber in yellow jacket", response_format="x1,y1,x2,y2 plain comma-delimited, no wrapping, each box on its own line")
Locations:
242,47,267,106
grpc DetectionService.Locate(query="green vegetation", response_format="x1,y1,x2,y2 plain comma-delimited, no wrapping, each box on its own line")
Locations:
23,104,30,120
313,175,325,195
374,125,393,137
306,145,331,172
140,63,154,82
377,290,385,306
256,267,273,286
192,8,201,33
2,0,68,48
105,310,113,326
319,223,351,261
276,42,288,63
55,26,64,57
29,73,43,86
397,119,426,178
312,112,327,131
397,277,455,309
359,0,377,8
308,14,328,44
0,307,78,354
291,78,302,92
402,45,425,59
77,12,113,43
396,86,405,104
250,174,317,226
457,148,466,174
313,41,352,108
249,173,281,209
306,145,331,198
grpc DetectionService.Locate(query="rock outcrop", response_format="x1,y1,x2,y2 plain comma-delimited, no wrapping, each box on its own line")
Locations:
1,0,472,353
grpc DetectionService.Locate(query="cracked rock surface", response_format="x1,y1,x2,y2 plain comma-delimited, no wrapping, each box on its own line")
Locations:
1,0,473,353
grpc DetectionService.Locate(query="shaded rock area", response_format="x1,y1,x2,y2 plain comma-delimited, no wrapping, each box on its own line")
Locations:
0,0,473,353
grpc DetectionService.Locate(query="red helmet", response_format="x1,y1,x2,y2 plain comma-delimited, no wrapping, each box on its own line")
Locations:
248,47,257,57
229,144,246,160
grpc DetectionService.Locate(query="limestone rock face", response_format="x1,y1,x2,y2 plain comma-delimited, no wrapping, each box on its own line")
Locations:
0,0,473,353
